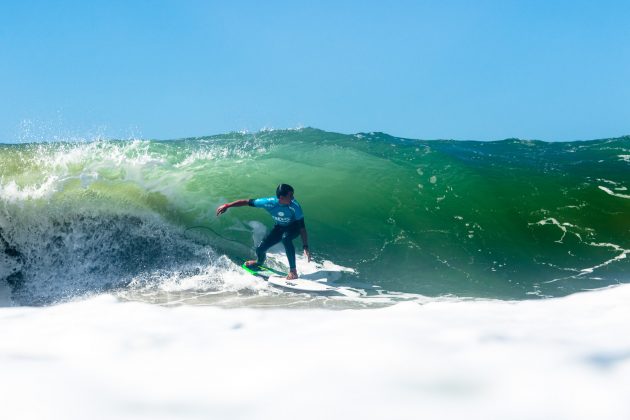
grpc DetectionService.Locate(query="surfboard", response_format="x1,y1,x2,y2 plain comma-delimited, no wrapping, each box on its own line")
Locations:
267,275,339,293
241,262,359,296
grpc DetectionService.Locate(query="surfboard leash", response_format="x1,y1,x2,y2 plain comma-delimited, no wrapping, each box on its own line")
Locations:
184,225,244,244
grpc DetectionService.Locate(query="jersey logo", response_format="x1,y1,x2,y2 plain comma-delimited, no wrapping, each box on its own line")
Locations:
278,212,285,217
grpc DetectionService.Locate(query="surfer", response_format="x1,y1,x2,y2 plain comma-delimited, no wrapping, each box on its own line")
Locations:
216,184,311,280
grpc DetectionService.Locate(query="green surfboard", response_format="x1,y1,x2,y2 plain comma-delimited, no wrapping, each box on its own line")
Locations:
241,262,286,279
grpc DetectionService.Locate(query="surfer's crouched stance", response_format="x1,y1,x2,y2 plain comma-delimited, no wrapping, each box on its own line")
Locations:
216,184,311,280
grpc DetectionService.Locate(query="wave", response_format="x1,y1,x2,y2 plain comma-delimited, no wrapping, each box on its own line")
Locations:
1,129,629,304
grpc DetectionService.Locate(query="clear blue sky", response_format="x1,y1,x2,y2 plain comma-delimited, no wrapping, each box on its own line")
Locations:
1,0,629,142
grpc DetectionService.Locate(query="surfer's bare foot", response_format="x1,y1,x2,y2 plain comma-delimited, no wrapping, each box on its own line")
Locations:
245,260,259,268
286,270,298,280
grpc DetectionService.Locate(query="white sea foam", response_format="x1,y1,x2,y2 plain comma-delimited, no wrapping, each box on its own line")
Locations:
598,185,630,199
0,140,171,204
531,217,572,243
530,218,628,279
1,285,630,420
579,243,629,274
0,177,60,202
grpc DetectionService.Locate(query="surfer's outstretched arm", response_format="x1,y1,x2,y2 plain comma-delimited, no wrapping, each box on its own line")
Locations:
216,199,249,216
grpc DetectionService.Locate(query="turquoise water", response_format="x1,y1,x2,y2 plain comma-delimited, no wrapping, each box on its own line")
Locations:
1,128,628,304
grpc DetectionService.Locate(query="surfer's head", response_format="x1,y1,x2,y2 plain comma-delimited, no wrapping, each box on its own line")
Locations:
276,183,294,201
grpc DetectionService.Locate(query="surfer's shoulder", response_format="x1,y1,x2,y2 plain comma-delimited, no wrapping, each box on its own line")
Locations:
250,196,278,208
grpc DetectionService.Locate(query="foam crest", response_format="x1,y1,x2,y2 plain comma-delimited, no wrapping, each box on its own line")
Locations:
0,176,60,202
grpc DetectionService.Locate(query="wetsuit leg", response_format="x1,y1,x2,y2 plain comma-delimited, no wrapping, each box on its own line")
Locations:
255,226,283,266
281,225,302,270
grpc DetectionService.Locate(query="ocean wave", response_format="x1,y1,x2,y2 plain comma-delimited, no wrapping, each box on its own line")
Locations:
1,129,629,304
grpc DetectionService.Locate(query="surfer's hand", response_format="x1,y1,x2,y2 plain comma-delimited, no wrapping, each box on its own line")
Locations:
216,204,229,216
304,248,311,262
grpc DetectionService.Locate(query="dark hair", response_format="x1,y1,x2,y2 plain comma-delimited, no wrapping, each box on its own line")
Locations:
276,183,294,198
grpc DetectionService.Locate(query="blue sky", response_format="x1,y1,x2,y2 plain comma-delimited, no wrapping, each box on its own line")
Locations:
1,0,629,142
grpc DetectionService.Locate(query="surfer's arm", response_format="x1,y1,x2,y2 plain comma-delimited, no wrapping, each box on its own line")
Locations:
298,220,311,262
216,199,250,216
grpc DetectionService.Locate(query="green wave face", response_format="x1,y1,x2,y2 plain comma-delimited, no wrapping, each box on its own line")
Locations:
1,129,629,302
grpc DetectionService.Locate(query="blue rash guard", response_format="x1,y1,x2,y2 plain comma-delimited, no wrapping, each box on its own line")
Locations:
248,196,306,270
248,197,305,228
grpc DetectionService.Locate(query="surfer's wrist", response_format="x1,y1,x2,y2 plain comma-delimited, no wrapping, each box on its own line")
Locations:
303,245,309,250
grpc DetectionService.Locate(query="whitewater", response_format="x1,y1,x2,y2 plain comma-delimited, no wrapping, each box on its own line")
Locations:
1,128,629,419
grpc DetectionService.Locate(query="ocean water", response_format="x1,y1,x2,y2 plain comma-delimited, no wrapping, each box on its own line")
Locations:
1,128,628,305
1,128,629,419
